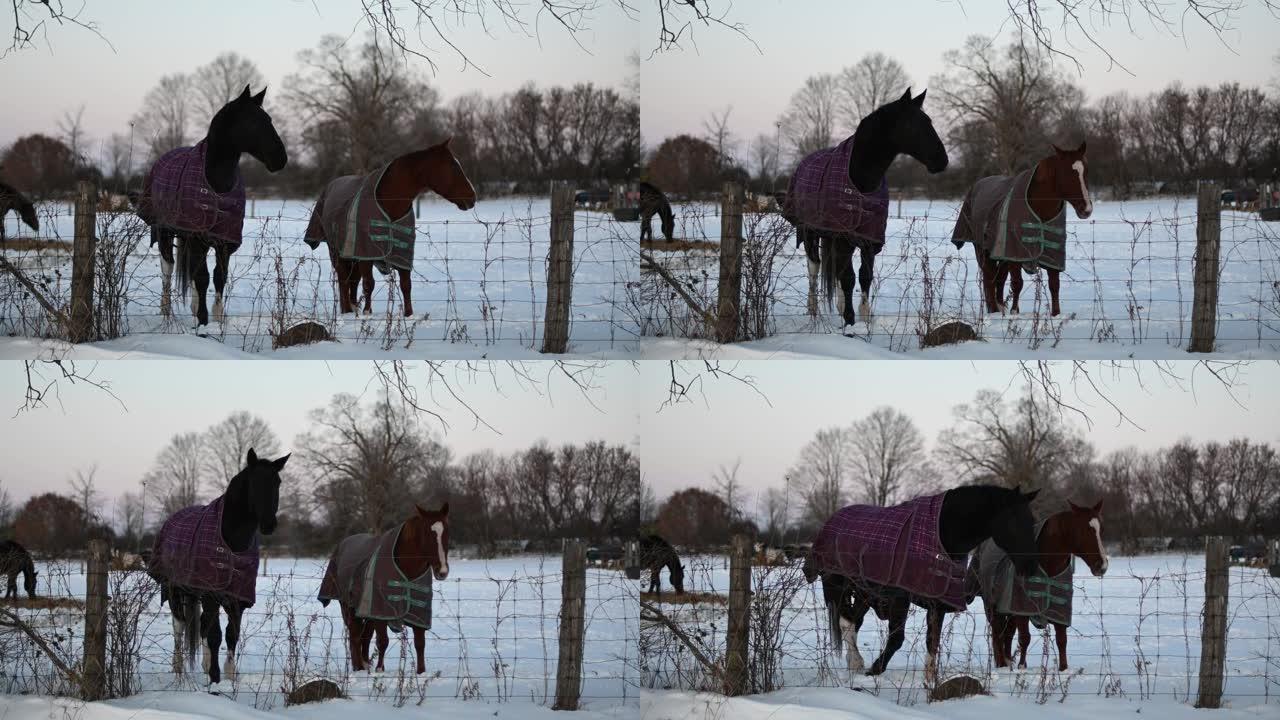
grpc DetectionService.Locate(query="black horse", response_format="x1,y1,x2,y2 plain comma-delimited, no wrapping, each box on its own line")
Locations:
149,448,288,685
140,86,287,327
0,539,37,599
785,89,948,331
638,181,675,243
0,180,38,243
804,485,1039,684
639,534,684,595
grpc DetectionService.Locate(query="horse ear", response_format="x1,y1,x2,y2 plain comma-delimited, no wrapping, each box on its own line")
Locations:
1051,143,1066,155
251,87,267,107
1092,499,1104,514
1068,500,1083,512
900,87,913,103
238,85,252,101
272,453,291,471
246,448,258,465
439,502,449,515
1076,140,1087,154
912,89,927,107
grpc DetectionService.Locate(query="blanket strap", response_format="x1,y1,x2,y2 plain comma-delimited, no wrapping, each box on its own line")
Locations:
388,578,433,592
1020,221,1065,249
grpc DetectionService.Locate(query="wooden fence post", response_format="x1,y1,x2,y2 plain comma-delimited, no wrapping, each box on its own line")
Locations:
1189,183,1221,353
542,181,575,354
553,539,586,710
716,182,744,343
724,534,751,696
1196,536,1229,709
82,538,109,701
69,180,97,343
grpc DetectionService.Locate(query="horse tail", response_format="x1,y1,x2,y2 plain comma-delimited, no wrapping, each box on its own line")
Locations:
819,237,836,309
175,237,190,300
183,594,202,670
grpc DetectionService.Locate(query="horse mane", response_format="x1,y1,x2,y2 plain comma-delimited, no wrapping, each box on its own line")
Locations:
393,513,436,579
846,100,902,193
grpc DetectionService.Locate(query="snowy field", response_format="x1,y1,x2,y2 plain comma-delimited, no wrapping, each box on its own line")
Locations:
641,553,1280,711
0,555,638,714
640,198,1280,359
0,197,638,359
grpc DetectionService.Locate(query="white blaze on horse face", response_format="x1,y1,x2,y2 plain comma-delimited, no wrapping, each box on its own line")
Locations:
1071,160,1093,217
431,521,448,578
1089,517,1109,576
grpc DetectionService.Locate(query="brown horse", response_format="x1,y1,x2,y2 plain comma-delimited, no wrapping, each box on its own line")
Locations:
0,180,38,243
957,143,1092,318
318,503,450,675
985,500,1107,672
306,141,477,318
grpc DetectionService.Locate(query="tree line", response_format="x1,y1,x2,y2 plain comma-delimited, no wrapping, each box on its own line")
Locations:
0,39,639,201
642,389,1280,552
1,395,640,558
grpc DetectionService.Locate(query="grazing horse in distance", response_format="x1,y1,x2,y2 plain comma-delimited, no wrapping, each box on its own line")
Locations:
134,85,287,327
319,503,450,674
639,534,684,596
638,181,675,243
0,539,38,599
782,88,949,333
0,180,38,243
147,448,290,685
304,140,477,317
804,485,1040,684
952,142,1092,317
972,500,1107,671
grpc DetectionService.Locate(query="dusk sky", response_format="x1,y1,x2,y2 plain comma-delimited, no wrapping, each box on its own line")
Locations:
0,361,639,508
638,361,1280,503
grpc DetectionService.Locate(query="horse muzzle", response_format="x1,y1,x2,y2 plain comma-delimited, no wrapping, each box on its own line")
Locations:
432,566,449,581
1072,201,1093,220
454,198,477,211
259,518,278,535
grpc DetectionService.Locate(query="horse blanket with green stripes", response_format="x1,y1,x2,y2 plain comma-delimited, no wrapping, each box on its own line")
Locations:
304,164,416,272
970,523,1074,628
317,526,433,631
951,168,1067,272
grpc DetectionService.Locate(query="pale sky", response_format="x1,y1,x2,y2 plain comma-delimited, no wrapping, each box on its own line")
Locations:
640,0,1280,149
0,0,638,151
0,360,640,507
638,360,1280,503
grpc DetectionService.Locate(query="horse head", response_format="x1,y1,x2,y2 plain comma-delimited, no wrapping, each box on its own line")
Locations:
986,485,1041,578
17,201,38,233
241,447,290,535
1065,499,1108,577
211,85,288,173
425,138,477,211
23,563,37,599
1047,142,1092,219
888,88,948,174
408,502,451,581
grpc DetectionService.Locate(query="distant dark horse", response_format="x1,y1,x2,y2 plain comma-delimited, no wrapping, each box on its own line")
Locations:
134,85,287,327
975,500,1107,671
319,503,450,674
639,534,684,595
147,448,289,685
0,180,38,243
952,143,1092,317
783,89,948,332
304,140,477,317
638,181,674,243
804,485,1039,684
0,539,37,599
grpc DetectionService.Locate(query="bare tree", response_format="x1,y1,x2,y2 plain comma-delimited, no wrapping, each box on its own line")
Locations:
132,73,193,161
3,0,108,55
836,53,911,130
749,132,780,188
848,406,926,507
101,132,135,188
789,427,851,526
203,411,281,494
703,105,736,171
67,463,99,524
778,73,840,162
57,104,88,167
0,478,12,529
141,432,205,520
116,491,145,546
712,458,743,521
190,52,267,121
758,485,791,545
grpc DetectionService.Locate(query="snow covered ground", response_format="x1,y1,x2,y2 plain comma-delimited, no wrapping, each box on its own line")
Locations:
1,555,638,714
641,553,1279,713
0,197,638,359
640,198,1280,359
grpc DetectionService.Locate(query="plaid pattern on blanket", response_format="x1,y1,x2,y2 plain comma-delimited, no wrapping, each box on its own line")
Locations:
304,164,416,272
809,492,969,609
969,523,1074,628
951,168,1067,271
783,136,890,250
318,525,433,631
148,496,259,605
135,140,246,246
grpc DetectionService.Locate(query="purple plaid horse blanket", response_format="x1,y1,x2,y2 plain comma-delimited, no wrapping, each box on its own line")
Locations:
135,140,246,247
318,525,433,631
809,492,969,610
303,164,416,272
148,496,259,605
784,136,890,251
969,523,1074,628
951,169,1067,271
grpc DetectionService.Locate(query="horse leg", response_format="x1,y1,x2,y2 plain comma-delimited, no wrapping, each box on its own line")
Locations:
976,246,999,314
222,602,242,681
985,607,1006,668
413,625,426,674
867,598,907,676
1008,266,1024,314
171,608,186,675
199,597,223,684
157,229,175,318
834,243,857,327
211,244,229,325
1048,269,1061,316
1016,617,1031,669
398,267,413,317
857,249,874,322
190,241,211,326
802,229,820,317
993,263,1010,314
340,604,364,671
374,621,389,672
649,567,660,595
924,606,943,685
1054,622,1068,671
640,213,652,243
841,594,871,673
361,263,375,314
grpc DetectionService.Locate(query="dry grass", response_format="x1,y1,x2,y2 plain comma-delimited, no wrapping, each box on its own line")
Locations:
1,238,73,253
641,238,719,252
640,591,727,606
1,596,86,610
